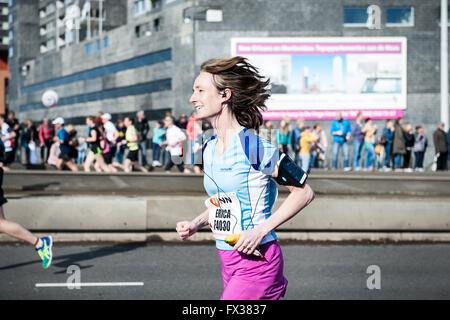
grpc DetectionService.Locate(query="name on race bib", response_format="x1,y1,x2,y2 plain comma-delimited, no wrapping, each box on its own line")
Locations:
205,192,242,241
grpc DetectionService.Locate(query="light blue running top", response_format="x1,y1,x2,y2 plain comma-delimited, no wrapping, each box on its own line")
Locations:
202,126,281,250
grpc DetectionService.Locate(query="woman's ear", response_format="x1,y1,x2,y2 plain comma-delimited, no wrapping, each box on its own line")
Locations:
222,88,232,101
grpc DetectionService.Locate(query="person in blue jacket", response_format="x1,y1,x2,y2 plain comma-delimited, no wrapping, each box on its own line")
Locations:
382,120,395,170
330,112,351,170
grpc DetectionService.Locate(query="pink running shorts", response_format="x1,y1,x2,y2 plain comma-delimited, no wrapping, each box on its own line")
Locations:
218,240,288,300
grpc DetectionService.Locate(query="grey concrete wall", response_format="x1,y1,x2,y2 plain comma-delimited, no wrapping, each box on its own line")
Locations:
3,194,450,232
3,171,450,232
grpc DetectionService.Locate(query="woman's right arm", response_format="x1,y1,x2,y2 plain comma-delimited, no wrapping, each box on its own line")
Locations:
176,209,209,240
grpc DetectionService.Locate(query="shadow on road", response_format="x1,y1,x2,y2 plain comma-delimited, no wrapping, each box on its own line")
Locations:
0,243,146,274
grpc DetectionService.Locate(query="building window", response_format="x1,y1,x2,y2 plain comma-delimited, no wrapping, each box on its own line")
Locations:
8,46,13,57
46,21,55,32
2,7,8,15
46,39,55,50
85,42,93,54
436,8,450,26
103,36,108,48
386,7,414,27
343,7,368,26
134,0,147,15
135,22,151,37
8,13,12,23
151,0,162,10
8,30,12,39
2,37,9,45
2,22,8,30
8,0,13,7
46,3,55,15
153,18,161,31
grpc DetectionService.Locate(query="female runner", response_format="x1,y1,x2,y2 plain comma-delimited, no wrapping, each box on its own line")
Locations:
176,57,315,300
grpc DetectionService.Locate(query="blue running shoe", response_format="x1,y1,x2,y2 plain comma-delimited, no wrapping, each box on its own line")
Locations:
36,236,53,269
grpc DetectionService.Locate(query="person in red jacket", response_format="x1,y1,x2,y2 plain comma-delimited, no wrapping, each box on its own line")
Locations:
186,111,202,173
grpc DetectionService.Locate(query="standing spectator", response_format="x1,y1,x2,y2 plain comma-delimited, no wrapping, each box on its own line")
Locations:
52,117,78,172
413,125,427,172
101,113,119,172
392,117,406,171
362,118,377,171
433,123,448,171
6,111,20,163
447,128,450,170
0,114,16,170
310,124,328,169
152,120,165,167
117,116,148,173
374,137,386,170
291,119,305,166
22,120,38,165
382,120,395,171
299,126,317,173
38,118,55,164
161,116,187,173
0,137,3,163
135,110,150,168
114,118,126,165
403,122,414,172
276,117,291,154
186,112,202,173
65,124,79,164
77,136,87,165
259,120,276,145
330,112,351,170
351,112,365,171
177,113,188,130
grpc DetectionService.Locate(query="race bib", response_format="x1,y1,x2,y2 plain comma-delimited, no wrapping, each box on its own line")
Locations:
205,192,242,241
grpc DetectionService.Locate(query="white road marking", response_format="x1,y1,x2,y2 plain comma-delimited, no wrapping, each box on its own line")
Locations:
35,282,144,288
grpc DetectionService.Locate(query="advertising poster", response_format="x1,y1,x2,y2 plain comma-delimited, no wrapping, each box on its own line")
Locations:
231,37,407,120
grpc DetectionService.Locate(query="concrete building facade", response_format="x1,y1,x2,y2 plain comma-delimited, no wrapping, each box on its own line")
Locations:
5,0,449,167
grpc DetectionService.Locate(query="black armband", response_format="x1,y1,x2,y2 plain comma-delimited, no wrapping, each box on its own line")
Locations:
274,153,308,187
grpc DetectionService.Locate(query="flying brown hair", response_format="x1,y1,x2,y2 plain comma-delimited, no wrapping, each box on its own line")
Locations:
200,56,271,131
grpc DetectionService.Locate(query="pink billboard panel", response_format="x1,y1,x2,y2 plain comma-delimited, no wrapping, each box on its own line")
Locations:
231,37,407,120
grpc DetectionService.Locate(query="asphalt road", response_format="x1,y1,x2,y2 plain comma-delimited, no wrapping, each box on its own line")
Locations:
0,242,449,300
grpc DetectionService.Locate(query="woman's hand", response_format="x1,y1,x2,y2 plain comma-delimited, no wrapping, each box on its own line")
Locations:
176,220,198,241
233,227,267,255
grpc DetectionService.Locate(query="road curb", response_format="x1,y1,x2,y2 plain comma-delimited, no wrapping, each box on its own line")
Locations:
2,232,450,243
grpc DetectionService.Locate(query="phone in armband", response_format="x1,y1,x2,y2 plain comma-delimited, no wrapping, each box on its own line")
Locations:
274,153,308,187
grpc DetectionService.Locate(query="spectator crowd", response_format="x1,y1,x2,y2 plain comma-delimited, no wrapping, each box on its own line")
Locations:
1,110,450,173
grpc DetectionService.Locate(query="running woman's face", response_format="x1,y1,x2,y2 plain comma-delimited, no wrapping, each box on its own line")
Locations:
190,72,226,121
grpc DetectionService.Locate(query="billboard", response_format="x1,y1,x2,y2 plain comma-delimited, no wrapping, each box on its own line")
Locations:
231,37,407,120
